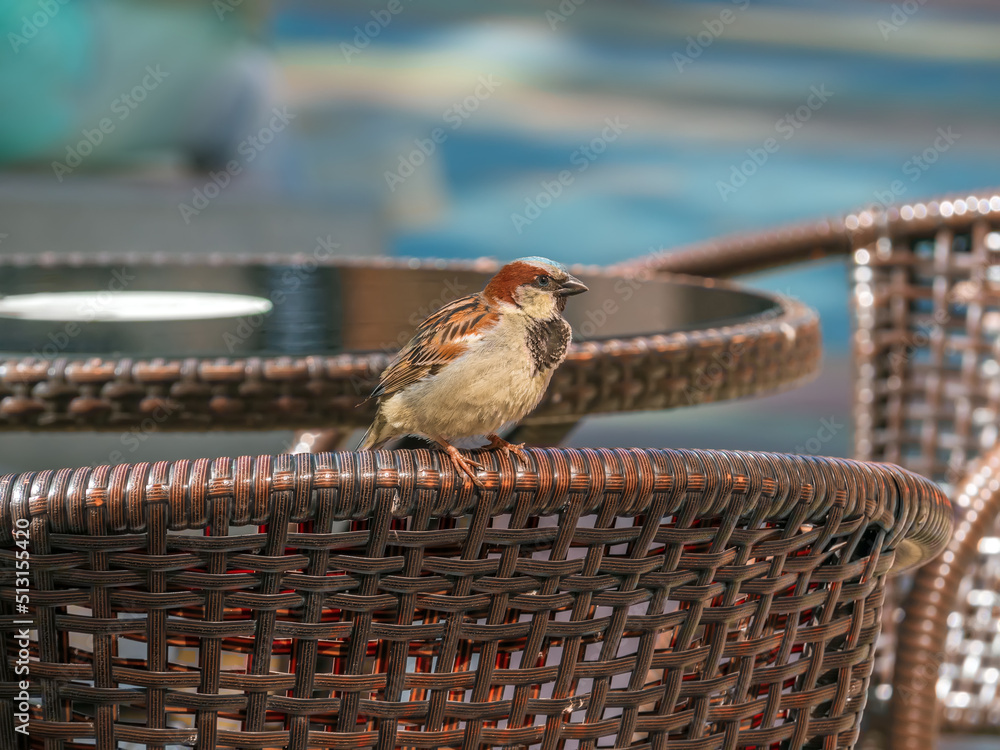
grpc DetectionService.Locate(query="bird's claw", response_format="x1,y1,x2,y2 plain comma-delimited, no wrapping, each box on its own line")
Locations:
440,443,485,488
487,435,531,468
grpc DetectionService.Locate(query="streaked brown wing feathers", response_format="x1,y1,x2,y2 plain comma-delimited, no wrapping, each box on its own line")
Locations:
370,294,497,399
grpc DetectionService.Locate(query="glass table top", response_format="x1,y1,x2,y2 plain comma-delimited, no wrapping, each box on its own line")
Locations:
0,259,778,359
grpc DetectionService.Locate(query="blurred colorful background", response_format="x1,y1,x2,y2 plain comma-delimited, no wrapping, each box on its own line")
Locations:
1,0,999,471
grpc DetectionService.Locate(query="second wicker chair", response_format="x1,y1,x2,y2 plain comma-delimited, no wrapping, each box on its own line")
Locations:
622,189,1000,749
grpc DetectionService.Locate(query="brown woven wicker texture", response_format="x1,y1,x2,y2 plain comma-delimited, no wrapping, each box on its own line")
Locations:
0,448,951,750
850,195,1000,748
0,260,819,433
849,197,1000,485
891,444,1000,749
619,189,1000,749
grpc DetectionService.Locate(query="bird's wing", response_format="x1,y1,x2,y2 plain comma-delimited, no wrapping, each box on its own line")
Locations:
370,293,499,399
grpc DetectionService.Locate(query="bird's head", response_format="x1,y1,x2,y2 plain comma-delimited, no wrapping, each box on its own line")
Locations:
484,257,588,318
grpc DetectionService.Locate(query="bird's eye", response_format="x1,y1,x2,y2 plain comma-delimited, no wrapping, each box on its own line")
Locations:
536,275,551,287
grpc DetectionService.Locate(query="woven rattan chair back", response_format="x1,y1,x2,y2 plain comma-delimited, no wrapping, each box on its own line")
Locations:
850,198,1000,485
848,198,1000,747
619,190,1000,748
1,448,950,750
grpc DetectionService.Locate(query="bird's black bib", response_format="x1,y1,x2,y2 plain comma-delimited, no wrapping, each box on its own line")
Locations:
526,317,571,376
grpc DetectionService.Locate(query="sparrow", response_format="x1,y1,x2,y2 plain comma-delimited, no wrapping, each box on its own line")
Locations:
359,257,588,486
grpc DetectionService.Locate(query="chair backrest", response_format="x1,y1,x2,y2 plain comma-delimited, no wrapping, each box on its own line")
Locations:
850,194,1000,486
1,448,949,750
622,188,1000,746
846,195,1000,746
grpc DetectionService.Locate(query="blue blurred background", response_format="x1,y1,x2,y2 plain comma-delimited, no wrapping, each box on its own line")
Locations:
1,0,999,470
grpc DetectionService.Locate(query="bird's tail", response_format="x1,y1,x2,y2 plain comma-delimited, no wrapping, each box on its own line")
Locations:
358,411,391,450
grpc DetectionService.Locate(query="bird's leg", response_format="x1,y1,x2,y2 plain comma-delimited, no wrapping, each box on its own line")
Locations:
486,433,530,467
433,436,485,488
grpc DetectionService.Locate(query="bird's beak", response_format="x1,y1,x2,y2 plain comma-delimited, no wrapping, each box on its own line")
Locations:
556,274,588,296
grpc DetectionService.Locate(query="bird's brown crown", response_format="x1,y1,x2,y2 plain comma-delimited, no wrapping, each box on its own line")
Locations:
483,260,556,305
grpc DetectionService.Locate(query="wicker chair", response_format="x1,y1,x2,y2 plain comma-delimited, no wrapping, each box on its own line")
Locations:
616,189,1000,750
1,448,950,750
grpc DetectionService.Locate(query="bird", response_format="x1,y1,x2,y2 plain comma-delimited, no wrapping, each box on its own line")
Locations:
358,257,588,487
